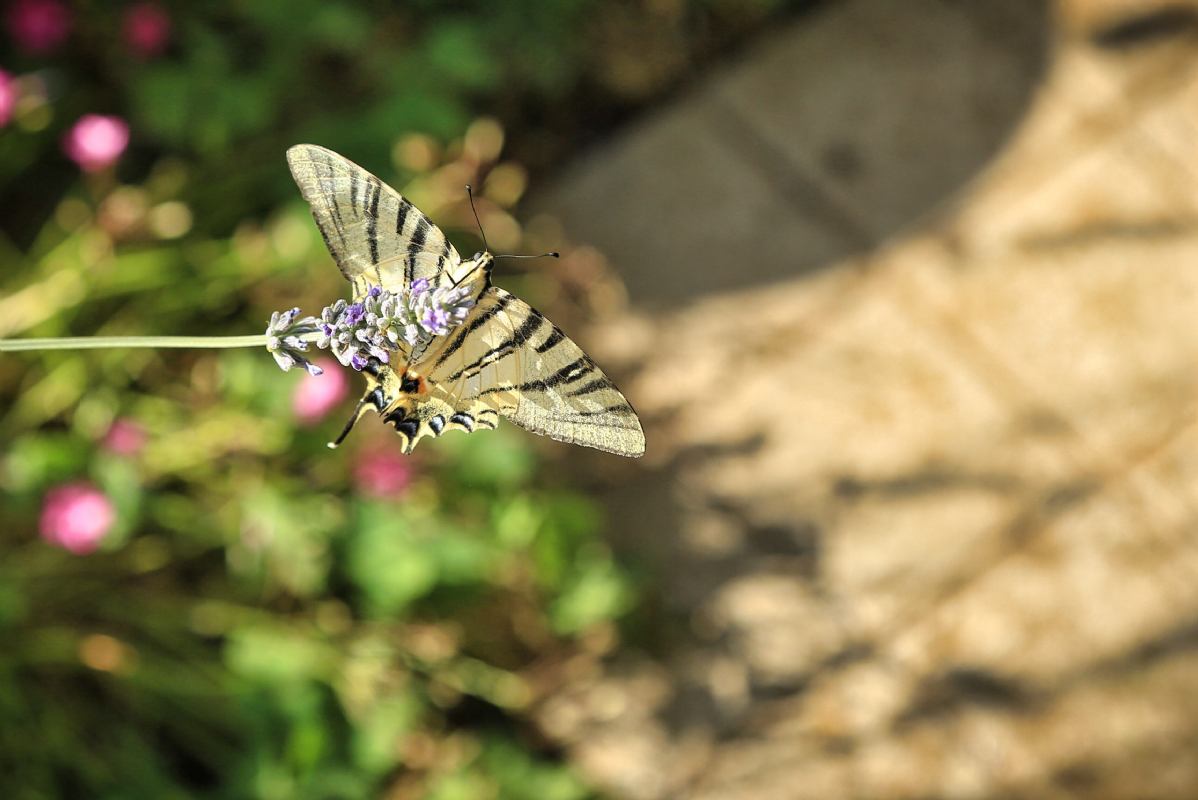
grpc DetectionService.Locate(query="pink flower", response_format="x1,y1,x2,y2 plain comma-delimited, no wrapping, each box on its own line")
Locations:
122,2,170,59
0,70,15,128
39,482,116,555
102,418,147,456
354,449,415,498
292,358,348,424
6,0,70,54
63,114,130,172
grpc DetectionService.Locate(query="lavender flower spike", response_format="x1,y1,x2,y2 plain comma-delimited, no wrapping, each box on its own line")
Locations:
309,280,476,371
265,307,323,375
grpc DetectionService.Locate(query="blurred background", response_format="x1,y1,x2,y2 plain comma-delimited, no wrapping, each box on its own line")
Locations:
3,0,1198,798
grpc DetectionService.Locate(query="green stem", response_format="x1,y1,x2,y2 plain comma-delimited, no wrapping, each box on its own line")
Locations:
0,335,269,352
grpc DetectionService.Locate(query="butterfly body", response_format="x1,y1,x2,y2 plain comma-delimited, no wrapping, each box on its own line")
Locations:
288,144,645,458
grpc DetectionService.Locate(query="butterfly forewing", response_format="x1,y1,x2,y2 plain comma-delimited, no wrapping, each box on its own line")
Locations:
286,144,461,295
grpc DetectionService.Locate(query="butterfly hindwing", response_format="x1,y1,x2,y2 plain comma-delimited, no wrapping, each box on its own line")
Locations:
286,144,462,295
418,288,645,458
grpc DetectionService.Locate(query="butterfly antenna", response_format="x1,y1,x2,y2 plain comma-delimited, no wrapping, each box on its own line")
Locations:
466,184,489,254
327,397,369,449
494,252,560,261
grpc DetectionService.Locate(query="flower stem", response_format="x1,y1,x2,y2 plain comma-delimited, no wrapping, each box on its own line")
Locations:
0,335,270,352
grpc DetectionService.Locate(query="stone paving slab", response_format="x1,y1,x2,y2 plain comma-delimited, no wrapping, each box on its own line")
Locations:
537,0,1047,304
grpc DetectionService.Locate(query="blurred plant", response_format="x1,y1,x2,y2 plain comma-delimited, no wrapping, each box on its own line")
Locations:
292,357,348,425
62,113,130,172
122,2,171,60
5,0,69,55
0,0,807,794
0,97,634,796
101,417,147,455
354,447,415,499
38,481,115,554
0,68,13,126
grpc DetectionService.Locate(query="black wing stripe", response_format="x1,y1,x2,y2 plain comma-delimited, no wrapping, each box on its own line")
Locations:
409,217,429,255
396,198,411,235
319,151,348,249
449,412,475,432
475,417,497,430
534,326,565,354
440,310,546,384
575,403,636,417
432,294,514,369
473,358,592,397
563,376,615,398
536,356,592,390
366,176,382,265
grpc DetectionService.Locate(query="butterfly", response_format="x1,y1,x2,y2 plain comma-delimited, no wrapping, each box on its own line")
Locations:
286,144,646,458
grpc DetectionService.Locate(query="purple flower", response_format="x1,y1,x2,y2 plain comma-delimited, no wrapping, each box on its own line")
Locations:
39,482,115,555
421,305,451,335
63,115,130,172
6,0,70,54
122,2,170,59
310,281,474,371
266,307,322,374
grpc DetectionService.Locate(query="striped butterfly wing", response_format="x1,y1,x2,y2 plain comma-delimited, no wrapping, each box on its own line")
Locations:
286,144,463,297
415,287,645,458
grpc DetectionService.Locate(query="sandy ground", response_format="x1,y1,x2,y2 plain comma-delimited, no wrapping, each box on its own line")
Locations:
530,0,1198,797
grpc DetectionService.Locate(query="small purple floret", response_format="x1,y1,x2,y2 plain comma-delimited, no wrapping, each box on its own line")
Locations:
421,306,450,335
305,279,476,371
265,308,321,374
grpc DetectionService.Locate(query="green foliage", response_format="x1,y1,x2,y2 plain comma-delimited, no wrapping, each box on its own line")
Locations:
0,1,685,796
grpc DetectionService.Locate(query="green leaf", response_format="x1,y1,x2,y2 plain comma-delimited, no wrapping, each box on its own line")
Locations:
424,20,501,91
351,694,422,775
348,504,439,616
550,557,633,634
3,433,89,491
225,626,335,684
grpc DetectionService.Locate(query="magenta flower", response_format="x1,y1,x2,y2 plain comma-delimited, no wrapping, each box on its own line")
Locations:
122,2,170,59
292,358,348,424
354,450,415,498
102,418,147,456
0,70,15,128
63,114,130,172
39,482,116,555
6,0,70,54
